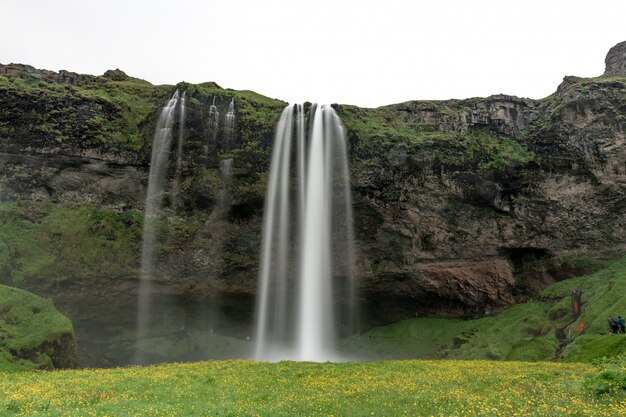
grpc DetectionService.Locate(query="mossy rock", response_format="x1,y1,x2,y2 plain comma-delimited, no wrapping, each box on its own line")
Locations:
0,284,77,371
506,335,560,361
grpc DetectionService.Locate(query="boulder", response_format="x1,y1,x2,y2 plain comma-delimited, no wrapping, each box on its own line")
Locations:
0,285,77,370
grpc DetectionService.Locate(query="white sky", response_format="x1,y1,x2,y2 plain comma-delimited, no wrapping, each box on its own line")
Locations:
2,0,625,107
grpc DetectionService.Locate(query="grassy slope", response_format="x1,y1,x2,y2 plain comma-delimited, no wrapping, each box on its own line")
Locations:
542,256,626,362
0,285,75,371
0,359,624,416
344,255,626,363
342,302,559,361
0,201,143,289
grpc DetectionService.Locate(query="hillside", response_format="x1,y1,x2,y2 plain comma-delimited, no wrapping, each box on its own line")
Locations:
343,255,626,363
0,41,625,366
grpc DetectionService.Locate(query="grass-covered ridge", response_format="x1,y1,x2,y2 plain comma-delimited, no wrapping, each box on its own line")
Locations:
0,285,76,371
0,73,170,152
344,254,626,363
0,359,624,416
338,103,536,173
0,68,285,161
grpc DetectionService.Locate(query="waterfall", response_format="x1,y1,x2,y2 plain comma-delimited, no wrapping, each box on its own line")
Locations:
209,96,220,130
206,96,220,156
171,91,186,207
255,104,356,361
224,98,236,150
217,158,234,215
135,90,179,364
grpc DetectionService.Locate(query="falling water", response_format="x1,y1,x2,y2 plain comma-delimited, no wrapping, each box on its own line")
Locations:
224,99,236,150
171,91,186,207
135,90,179,364
217,158,234,214
209,96,220,129
205,96,220,156
255,104,356,361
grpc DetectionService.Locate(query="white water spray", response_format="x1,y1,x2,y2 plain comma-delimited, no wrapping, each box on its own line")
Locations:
135,90,179,364
255,104,356,361
224,98,236,150
172,91,186,207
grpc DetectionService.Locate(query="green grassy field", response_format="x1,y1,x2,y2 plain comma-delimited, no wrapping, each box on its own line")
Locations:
1,359,625,416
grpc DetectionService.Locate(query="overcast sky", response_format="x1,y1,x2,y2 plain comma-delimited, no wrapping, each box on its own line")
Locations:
2,0,625,107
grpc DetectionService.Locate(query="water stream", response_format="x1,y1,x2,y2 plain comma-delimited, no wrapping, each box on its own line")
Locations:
255,104,356,361
135,90,180,364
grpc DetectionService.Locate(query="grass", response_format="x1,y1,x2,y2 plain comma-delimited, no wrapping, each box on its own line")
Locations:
0,359,624,416
345,255,626,363
541,256,626,335
0,74,169,152
0,70,285,160
0,201,143,289
0,285,75,371
338,102,535,172
342,302,558,361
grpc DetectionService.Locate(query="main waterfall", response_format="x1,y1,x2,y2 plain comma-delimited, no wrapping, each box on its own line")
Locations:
255,104,356,361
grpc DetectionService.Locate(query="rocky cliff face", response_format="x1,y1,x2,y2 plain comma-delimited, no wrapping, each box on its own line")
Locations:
605,41,626,77
0,42,625,344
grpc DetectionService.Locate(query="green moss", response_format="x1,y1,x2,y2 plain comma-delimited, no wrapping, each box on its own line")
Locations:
370,260,388,273
506,335,560,361
0,201,142,289
337,101,535,172
221,252,254,265
0,74,170,152
0,284,76,370
479,137,535,169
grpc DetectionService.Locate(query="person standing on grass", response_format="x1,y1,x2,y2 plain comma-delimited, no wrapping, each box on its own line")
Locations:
608,316,619,334
619,316,626,334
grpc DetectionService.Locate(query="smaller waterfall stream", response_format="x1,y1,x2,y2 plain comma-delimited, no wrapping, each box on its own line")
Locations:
135,90,180,364
224,98,236,150
171,91,186,207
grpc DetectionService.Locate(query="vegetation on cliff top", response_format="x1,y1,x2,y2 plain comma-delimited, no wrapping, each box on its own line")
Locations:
0,284,76,371
0,70,285,159
0,74,169,152
338,103,536,173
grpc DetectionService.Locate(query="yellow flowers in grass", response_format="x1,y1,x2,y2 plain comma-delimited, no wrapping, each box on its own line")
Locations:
0,359,624,416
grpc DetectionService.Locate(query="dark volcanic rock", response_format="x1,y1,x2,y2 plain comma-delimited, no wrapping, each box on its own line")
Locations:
604,41,626,77
103,68,130,81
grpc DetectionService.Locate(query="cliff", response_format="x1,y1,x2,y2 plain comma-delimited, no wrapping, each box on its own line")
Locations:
0,42,625,344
